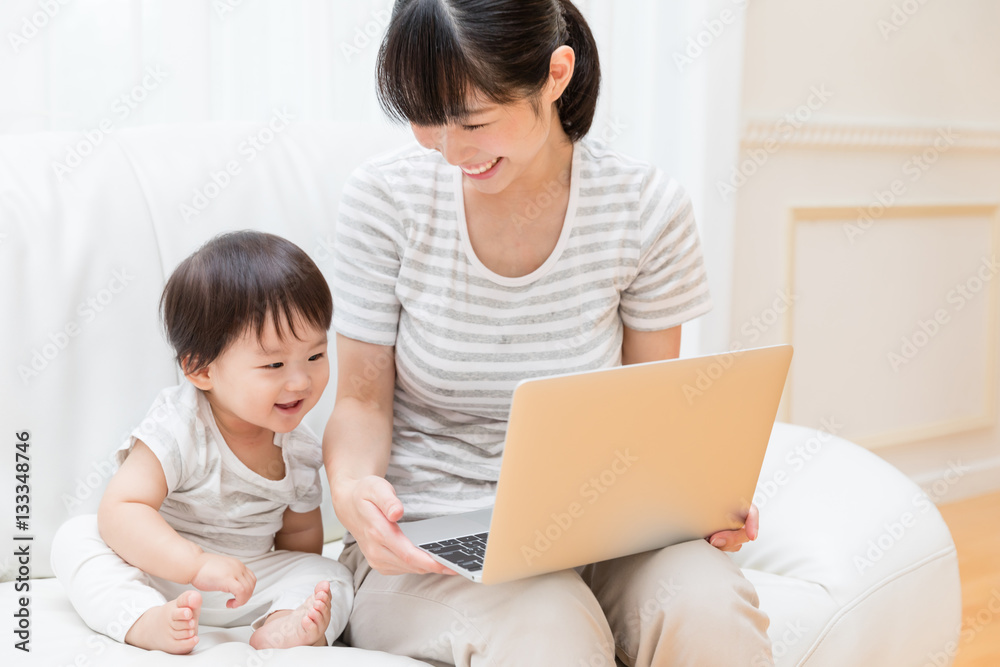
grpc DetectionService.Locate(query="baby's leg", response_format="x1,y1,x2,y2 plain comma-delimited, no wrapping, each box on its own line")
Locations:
243,550,353,648
50,514,201,654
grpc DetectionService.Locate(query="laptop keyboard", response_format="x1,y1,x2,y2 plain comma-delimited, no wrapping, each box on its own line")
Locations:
419,532,489,572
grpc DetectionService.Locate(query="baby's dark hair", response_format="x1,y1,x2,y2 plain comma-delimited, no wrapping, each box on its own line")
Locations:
376,0,601,142
160,231,332,375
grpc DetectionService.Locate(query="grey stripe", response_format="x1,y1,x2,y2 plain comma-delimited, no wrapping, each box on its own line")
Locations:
579,183,641,197
335,228,399,262
577,201,640,216
397,307,619,363
619,288,711,321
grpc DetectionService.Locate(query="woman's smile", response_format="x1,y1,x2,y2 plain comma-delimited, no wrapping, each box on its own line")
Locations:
461,156,503,179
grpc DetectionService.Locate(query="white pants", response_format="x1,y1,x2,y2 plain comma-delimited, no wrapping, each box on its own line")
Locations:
50,514,353,646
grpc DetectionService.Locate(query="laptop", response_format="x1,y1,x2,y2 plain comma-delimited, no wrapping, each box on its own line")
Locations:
399,344,793,584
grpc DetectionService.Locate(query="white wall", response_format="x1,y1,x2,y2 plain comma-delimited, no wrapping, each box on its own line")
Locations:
731,0,1000,502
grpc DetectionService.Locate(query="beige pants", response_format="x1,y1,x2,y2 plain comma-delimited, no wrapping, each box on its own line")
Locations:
339,539,773,667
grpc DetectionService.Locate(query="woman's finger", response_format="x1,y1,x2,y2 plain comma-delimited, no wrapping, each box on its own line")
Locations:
361,477,404,523
745,503,760,541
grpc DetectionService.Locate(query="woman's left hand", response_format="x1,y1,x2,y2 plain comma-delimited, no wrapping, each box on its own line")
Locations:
706,503,759,552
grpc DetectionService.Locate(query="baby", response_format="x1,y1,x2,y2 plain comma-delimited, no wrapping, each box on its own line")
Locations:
50,231,352,653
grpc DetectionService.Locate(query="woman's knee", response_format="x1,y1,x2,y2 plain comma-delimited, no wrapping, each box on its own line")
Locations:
476,570,617,665
606,540,772,666
351,567,617,666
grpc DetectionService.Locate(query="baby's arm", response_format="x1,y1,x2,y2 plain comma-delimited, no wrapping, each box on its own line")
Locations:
98,440,256,607
274,507,324,555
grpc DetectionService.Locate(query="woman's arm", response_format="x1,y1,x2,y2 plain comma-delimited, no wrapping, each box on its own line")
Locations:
323,334,454,575
621,324,682,365
622,324,759,551
98,440,257,606
274,507,323,554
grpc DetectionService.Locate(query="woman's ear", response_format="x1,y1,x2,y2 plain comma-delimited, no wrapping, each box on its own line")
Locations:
547,45,576,103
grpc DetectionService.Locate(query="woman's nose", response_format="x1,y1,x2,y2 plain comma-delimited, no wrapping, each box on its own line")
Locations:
412,124,469,166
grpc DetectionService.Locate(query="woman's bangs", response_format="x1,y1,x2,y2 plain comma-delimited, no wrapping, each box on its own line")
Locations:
376,2,510,126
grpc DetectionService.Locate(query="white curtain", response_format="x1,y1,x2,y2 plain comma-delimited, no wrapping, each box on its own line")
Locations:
0,0,745,354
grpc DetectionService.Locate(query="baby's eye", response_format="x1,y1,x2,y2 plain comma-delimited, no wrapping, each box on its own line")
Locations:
266,362,283,369
463,123,487,131
309,353,325,361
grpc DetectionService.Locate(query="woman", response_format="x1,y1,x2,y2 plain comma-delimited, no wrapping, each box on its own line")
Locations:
323,1,772,665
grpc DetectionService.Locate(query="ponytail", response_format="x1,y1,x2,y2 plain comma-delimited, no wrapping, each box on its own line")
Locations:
556,0,601,142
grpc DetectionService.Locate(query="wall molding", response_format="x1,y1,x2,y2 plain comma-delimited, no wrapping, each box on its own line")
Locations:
785,204,1000,450
916,456,1000,506
742,120,1000,151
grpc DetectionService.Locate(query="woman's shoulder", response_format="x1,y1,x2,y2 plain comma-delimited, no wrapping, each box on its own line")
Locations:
575,137,687,207
349,141,454,192
575,137,658,181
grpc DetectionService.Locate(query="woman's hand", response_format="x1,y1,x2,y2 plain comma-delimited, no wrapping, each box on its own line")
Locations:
706,503,760,552
190,553,257,608
336,475,456,576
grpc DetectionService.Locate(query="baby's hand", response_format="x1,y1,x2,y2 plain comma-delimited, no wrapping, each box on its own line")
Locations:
190,553,256,608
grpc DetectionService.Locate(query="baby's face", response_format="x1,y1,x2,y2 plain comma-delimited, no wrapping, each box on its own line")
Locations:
198,313,330,436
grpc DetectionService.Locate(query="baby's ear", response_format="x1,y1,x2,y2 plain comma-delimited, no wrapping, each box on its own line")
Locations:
182,356,213,391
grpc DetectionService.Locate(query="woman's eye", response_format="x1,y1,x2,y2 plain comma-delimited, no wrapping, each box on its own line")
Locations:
266,362,283,369
309,353,325,361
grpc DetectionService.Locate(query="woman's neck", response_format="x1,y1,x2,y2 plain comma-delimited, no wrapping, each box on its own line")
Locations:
503,119,575,202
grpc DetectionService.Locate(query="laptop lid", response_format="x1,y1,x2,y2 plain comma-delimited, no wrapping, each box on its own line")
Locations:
480,344,793,585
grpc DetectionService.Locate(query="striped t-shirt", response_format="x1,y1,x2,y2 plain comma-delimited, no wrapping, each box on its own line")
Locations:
332,138,712,522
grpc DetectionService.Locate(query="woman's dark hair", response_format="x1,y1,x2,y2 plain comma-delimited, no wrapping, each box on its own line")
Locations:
160,231,332,374
376,0,600,142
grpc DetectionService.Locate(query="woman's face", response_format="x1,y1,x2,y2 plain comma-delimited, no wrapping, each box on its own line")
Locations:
408,46,575,196
410,95,563,196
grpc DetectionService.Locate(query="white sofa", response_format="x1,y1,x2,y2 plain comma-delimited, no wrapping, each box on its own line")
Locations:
0,123,962,666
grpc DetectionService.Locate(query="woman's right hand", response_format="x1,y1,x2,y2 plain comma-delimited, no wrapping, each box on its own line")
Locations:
337,475,456,576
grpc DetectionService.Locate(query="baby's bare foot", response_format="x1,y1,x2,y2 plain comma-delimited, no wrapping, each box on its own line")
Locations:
249,581,332,649
124,589,201,654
